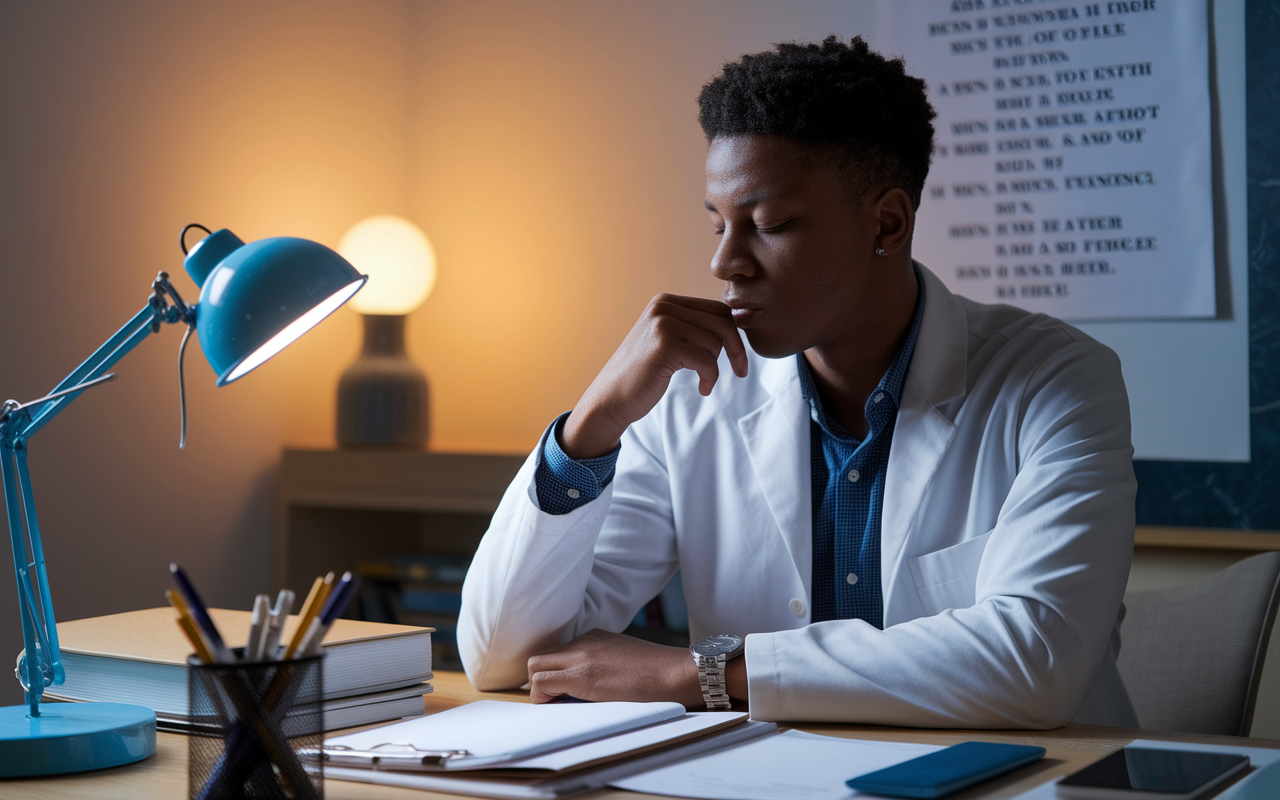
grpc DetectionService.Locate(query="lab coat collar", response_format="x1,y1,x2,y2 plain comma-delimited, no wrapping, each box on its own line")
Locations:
881,264,969,620
738,262,971,612
738,358,812,598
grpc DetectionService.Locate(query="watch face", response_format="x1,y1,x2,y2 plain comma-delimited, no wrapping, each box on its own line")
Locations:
691,634,744,657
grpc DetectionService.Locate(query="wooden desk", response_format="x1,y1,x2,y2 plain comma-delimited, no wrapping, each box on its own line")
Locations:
7,672,1279,799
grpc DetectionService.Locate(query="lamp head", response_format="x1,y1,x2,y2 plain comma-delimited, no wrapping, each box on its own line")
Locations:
338,215,436,315
184,229,367,386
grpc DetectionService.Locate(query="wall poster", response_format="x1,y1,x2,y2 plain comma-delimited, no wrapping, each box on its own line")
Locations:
877,0,1214,320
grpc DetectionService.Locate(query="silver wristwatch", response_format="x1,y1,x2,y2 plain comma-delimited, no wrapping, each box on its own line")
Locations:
690,634,744,710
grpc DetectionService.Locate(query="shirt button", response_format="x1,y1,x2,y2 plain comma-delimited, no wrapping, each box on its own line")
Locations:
789,598,806,618
873,392,885,404
847,469,860,483
846,573,859,585
566,488,580,499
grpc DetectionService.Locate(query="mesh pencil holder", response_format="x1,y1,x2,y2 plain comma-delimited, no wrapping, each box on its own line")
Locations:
187,650,325,800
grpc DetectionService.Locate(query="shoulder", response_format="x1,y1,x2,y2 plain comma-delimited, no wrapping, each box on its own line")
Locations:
948,286,1123,389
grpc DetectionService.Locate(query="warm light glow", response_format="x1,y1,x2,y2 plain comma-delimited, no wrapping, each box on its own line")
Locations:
339,215,437,315
223,278,366,384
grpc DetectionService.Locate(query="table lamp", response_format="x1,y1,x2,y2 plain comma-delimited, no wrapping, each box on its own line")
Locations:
0,224,366,777
335,215,437,448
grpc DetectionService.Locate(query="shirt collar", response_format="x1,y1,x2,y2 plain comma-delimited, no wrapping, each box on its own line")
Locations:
797,266,926,441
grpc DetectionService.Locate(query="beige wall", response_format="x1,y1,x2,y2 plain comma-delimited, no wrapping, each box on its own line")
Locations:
0,0,870,706
402,0,871,452
0,0,414,705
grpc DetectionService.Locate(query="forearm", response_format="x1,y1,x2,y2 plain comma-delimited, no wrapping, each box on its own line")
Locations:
458,456,616,690
745,592,1115,728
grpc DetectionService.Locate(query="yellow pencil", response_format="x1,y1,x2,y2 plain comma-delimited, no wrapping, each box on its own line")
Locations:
167,589,215,663
284,572,334,660
177,615,215,664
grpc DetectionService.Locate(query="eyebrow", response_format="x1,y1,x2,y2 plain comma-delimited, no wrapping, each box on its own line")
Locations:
704,192,770,212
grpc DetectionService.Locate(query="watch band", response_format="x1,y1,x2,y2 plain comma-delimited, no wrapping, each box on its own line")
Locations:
695,653,733,710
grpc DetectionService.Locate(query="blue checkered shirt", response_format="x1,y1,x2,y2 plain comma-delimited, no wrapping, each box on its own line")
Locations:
533,273,923,629
801,273,923,627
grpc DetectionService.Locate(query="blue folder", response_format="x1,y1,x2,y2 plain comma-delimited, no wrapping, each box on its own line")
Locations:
845,741,1046,799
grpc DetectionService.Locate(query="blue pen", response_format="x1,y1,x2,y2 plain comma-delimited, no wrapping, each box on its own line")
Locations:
298,573,358,657
170,563,230,661
318,572,355,625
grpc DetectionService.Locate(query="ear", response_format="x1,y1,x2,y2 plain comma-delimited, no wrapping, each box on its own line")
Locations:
872,187,915,257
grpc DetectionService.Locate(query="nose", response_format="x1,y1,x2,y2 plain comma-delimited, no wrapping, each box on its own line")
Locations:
710,225,756,282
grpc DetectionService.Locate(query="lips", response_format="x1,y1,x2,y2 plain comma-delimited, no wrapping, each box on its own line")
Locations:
726,304,762,327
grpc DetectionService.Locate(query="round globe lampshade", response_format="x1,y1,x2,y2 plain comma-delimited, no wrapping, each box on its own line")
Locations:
339,216,437,315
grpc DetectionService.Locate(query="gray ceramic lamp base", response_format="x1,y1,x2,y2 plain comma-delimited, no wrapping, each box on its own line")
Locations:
337,314,429,449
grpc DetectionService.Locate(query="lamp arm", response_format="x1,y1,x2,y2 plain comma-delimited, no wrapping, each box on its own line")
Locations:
1,272,194,714
16,272,192,441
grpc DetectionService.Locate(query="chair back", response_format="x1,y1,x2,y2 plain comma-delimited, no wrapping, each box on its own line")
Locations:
1117,550,1280,736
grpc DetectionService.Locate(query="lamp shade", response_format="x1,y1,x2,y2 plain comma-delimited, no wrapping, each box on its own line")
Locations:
185,230,367,386
339,215,436,315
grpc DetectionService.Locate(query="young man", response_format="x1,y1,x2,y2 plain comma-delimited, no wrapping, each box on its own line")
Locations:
458,37,1137,728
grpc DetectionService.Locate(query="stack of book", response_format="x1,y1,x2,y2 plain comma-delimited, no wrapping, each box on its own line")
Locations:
355,553,470,670
45,607,434,732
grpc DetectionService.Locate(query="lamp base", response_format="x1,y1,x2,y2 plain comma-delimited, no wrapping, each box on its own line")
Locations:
0,702,156,777
337,314,429,449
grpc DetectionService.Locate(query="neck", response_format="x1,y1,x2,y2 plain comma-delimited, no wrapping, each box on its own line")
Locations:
803,259,919,438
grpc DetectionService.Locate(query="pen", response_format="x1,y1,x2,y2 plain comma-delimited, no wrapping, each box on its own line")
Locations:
284,572,334,660
261,589,295,661
247,594,268,661
170,563,231,662
300,572,357,657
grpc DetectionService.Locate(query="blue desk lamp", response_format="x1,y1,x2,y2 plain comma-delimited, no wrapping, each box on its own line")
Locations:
0,225,366,777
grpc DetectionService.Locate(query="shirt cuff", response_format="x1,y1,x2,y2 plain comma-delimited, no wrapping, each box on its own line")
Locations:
532,412,621,514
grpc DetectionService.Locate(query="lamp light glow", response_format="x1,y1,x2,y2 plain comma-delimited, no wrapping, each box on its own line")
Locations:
222,277,365,383
339,215,436,315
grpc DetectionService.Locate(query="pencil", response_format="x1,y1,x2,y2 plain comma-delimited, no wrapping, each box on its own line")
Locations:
283,572,334,660
168,590,215,663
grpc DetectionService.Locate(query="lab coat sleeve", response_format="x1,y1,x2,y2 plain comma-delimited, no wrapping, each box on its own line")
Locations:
745,338,1136,728
458,417,680,691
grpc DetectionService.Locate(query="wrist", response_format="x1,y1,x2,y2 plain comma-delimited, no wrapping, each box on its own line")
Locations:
561,404,625,460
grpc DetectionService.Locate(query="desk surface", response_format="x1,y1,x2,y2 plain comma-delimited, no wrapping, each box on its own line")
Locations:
7,671,1279,800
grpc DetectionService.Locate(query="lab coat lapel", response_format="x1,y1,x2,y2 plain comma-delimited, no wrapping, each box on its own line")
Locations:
881,265,969,617
737,358,812,592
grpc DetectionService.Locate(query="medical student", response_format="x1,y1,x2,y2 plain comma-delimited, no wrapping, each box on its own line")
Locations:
458,36,1138,728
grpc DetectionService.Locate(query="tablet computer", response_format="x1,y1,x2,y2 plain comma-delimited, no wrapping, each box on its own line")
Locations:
1056,747,1249,800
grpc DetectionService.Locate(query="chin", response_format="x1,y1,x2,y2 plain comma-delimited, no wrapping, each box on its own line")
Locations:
741,329,802,360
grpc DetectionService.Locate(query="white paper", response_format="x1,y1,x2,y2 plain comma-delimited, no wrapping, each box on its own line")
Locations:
327,720,777,800
878,0,1213,320
608,729,944,800
498,712,746,772
1010,738,1280,800
325,699,685,768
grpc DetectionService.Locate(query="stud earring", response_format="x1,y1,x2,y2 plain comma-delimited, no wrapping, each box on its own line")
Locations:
875,247,886,256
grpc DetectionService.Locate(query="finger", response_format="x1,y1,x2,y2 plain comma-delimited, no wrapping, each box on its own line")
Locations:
529,668,586,704
661,341,723,397
655,316,727,364
651,293,735,320
657,302,749,379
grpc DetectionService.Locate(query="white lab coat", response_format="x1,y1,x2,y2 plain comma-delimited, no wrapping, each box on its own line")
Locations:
459,264,1138,729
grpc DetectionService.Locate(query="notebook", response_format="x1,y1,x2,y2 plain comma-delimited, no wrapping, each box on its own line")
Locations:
325,699,690,770
324,699,774,800
42,607,433,728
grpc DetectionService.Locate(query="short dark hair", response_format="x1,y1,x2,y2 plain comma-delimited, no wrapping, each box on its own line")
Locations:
697,35,936,208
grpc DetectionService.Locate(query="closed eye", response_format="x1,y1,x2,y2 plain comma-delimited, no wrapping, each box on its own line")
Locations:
757,218,796,233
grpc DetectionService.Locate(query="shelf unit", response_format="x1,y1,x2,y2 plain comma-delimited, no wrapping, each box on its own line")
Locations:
275,447,525,625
